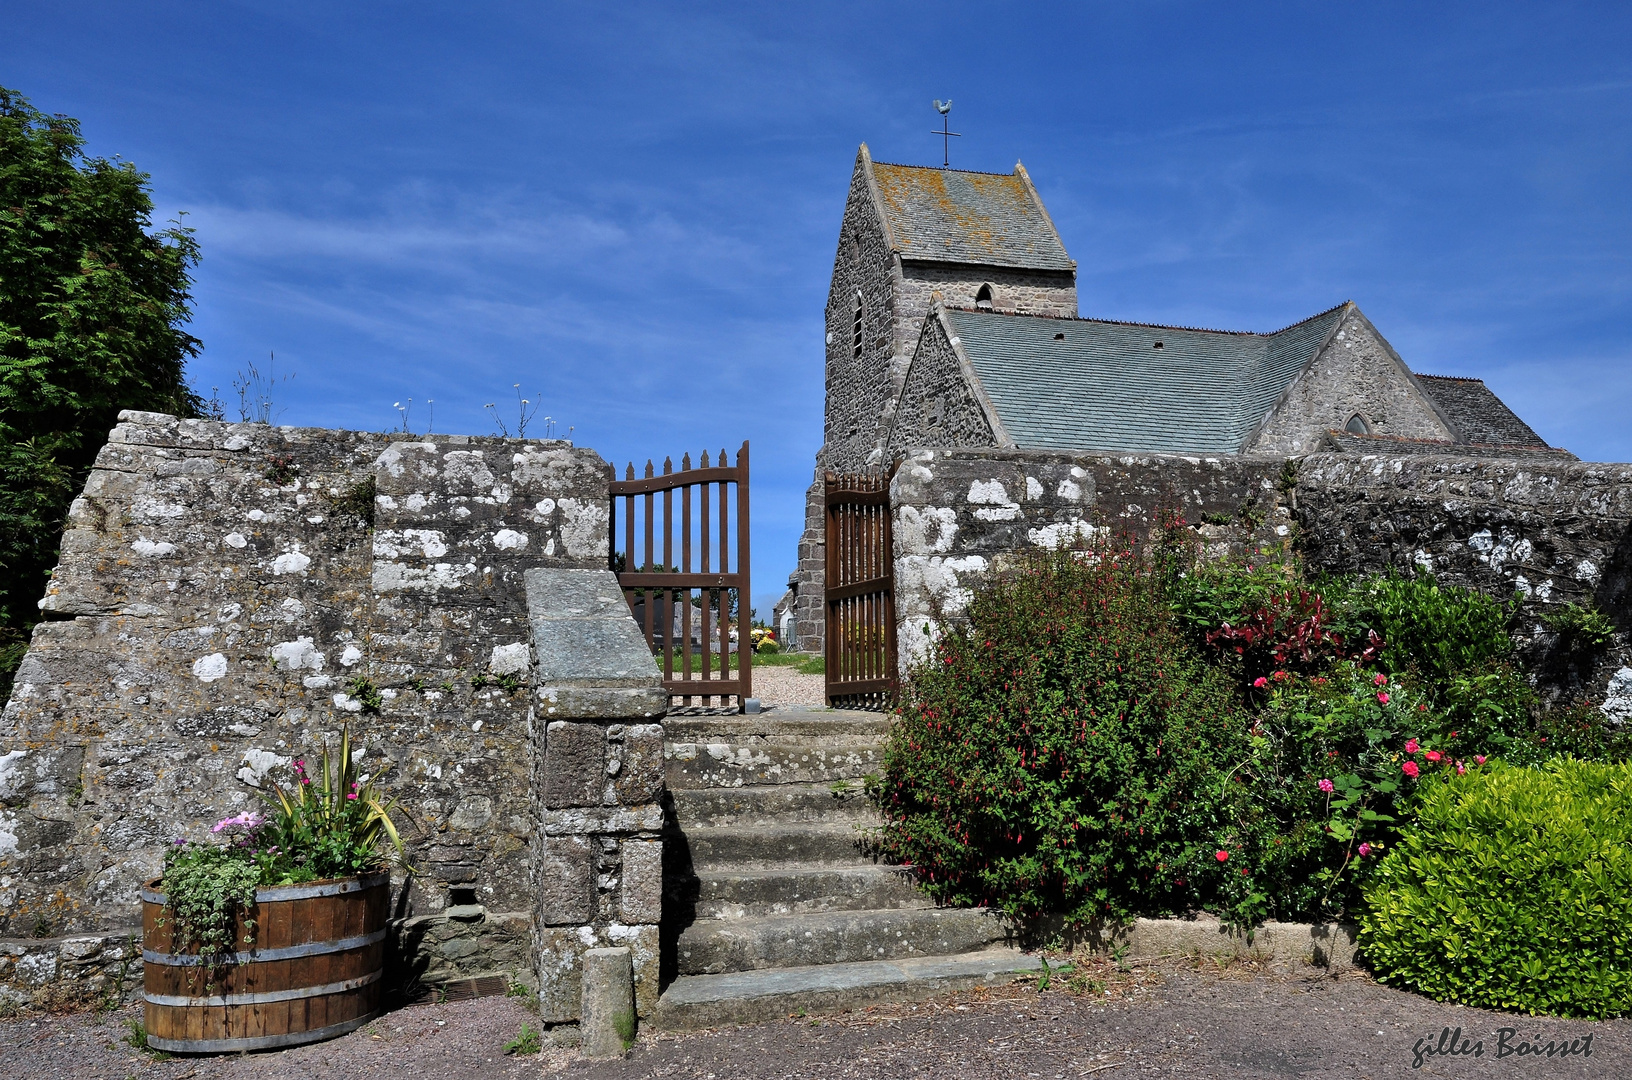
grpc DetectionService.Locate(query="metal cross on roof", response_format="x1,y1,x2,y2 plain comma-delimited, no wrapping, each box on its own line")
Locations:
931,99,961,168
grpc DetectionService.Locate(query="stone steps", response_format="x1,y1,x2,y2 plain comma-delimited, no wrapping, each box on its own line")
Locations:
692,865,926,919
649,948,1043,1031
670,782,875,827
655,710,1032,1026
674,907,1009,976
679,823,874,870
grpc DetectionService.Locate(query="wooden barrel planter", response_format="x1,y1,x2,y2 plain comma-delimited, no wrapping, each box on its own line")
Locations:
141,870,390,1053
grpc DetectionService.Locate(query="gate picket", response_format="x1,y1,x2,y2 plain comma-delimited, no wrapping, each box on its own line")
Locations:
611,442,751,707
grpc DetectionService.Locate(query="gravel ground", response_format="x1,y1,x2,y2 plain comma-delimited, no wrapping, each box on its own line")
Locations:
9,960,1628,1079
745,665,824,708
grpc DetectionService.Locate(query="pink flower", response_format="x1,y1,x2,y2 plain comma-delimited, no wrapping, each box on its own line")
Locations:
1455,761,1467,775
1215,850,1229,862
1252,677,1268,689
1318,778,1335,793
1402,761,1420,778
346,791,358,800
1273,670,1289,682
1474,755,1487,765
1377,692,1391,705
1404,739,1420,754
1425,750,1442,763
1374,673,1388,687
1358,842,1372,857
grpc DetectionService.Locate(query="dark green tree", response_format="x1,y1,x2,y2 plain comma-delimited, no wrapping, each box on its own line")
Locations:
0,86,202,692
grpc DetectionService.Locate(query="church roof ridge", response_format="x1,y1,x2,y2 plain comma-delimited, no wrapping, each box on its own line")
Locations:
868,158,1020,178
940,299,1353,339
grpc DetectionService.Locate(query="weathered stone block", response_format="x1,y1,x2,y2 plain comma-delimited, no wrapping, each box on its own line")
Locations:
580,947,636,1057
543,722,605,807
536,923,660,1023
610,723,665,805
535,833,595,925
618,838,663,924
536,685,668,720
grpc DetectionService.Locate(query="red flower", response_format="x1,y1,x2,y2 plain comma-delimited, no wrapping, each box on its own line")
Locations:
1377,692,1390,704
1425,750,1442,763
1402,761,1420,778
1215,850,1229,862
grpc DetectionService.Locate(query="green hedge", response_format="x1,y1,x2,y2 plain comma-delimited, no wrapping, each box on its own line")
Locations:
1360,759,1632,1018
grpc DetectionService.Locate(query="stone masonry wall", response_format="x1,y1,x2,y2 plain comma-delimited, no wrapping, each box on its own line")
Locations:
1294,453,1632,707
895,263,1076,324
1249,306,1454,456
886,312,1001,454
1,411,615,1008
527,568,666,1024
825,153,902,473
889,447,1288,666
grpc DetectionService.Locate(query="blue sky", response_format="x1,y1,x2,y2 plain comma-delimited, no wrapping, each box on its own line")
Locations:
6,2,1631,615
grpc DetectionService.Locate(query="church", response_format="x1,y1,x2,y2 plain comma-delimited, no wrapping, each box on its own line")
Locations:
776,145,1567,649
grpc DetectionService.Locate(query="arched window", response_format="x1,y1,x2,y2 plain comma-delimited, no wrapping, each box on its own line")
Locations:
1345,413,1371,435
852,294,864,363
975,283,994,310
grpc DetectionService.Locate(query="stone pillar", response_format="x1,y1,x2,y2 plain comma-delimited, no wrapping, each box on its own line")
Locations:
525,567,667,1026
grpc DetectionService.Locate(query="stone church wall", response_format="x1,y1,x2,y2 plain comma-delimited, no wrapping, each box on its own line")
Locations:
825,157,902,473
887,445,1632,711
1249,306,1454,455
886,315,1001,453
1,412,619,1008
895,263,1076,324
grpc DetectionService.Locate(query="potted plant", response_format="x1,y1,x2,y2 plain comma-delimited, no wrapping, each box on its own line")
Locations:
141,726,411,1053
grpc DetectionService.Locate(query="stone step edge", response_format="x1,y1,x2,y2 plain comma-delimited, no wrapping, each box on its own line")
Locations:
1107,916,1358,971
664,713,891,739
648,948,1041,1030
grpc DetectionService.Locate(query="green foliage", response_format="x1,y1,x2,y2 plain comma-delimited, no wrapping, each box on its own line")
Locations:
1167,560,1299,644
504,1022,542,1055
327,474,376,529
1349,570,1512,683
257,725,410,883
263,453,299,486
158,842,259,959
123,1017,167,1058
160,727,412,969
347,676,384,713
874,544,1261,928
0,86,202,685
1545,601,1617,655
1360,759,1632,1018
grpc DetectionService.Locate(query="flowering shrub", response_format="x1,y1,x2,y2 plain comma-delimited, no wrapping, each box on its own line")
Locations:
873,544,1261,928
1360,759,1632,1018
158,726,409,965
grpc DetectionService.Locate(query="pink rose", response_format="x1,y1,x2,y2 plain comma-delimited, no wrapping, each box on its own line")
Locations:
1475,755,1487,765
1404,739,1419,754
1358,842,1372,857
1215,850,1229,862
1455,761,1467,775
1377,692,1390,704
1318,778,1335,793
1402,761,1420,778
1425,750,1442,763
1252,677,1268,689
1374,673,1387,687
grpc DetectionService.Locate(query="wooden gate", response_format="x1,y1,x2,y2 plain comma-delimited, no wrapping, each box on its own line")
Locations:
611,443,750,707
824,471,898,710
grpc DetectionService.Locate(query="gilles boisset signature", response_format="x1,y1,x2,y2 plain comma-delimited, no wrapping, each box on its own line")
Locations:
1412,1026,1594,1068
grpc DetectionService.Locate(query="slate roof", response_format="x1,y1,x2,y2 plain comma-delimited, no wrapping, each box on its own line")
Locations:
944,304,1348,454
1415,374,1550,448
869,162,1074,271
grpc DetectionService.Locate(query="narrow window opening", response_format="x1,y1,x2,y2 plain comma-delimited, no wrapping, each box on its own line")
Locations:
851,295,864,363
1345,413,1371,435
1153,341,1164,349
975,284,994,310
1053,332,1065,341
448,886,479,908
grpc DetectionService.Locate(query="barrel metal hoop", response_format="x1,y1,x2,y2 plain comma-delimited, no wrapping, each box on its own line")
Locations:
141,870,389,907
144,1011,380,1054
143,968,382,1007
143,927,387,967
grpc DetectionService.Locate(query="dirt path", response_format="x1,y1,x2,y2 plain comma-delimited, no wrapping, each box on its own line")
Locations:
6,962,1627,1079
